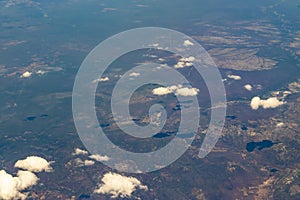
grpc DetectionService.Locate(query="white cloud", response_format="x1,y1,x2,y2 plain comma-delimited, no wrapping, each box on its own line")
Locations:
73,148,89,156
180,56,196,62
152,85,199,96
0,170,38,200
152,87,172,96
250,97,261,110
74,158,95,167
244,84,253,91
183,40,194,47
148,43,159,47
174,61,186,69
17,171,39,190
276,122,285,128
20,71,32,78
36,70,47,75
74,158,84,166
94,172,148,198
176,87,199,96
129,72,141,77
227,74,241,80
174,56,195,68
250,96,285,110
92,77,110,83
89,154,110,162
14,156,53,173
84,160,95,166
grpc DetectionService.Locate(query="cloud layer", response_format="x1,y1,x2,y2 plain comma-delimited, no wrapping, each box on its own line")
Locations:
94,172,148,198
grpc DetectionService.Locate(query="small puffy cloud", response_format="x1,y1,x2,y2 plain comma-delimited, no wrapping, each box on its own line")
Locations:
36,70,47,75
152,85,199,96
153,87,172,96
176,87,199,96
174,61,186,69
180,56,195,62
84,160,95,166
174,56,195,68
129,72,141,77
227,74,241,80
250,97,261,110
276,122,285,128
89,154,110,162
250,96,285,110
244,84,253,91
148,43,159,47
73,148,89,156
20,71,32,78
99,77,110,82
92,77,110,83
14,156,53,173
74,158,95,167
0,170,38,200
94,172,148,198
260,97,285,109
17,170,39,190
183,40,194,47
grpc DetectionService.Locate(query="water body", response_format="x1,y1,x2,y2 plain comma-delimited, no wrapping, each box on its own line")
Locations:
246,140,278,152
225,115,237,120
153,131,175,138
26,116,37,121
25,114,49,121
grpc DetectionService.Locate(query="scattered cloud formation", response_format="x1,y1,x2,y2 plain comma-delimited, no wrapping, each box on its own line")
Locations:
174,56,195,68
183,40,194,47
14,156,53,173
73,158,95,167
20,71,32,78
70,148,110,167
250,96,285,110
94,172,148,198
73,148,89,156
0,170,39,200
153,85,199,96
227,74,242,80
89,154,110,162
129,72,141,77
244,84,253,91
